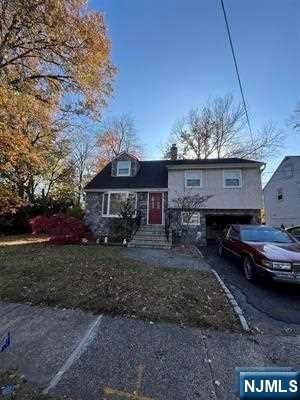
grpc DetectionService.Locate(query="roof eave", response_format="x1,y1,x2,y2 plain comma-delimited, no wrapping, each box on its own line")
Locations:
166,161,264,170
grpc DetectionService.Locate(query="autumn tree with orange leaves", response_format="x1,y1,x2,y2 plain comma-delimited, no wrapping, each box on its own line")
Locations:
0,0,115,211
95,114,143,171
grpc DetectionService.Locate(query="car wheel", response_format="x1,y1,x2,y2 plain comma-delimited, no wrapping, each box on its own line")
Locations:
243,256,256,282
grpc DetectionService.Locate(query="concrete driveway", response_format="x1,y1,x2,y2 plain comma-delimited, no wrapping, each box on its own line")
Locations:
203,245,300,334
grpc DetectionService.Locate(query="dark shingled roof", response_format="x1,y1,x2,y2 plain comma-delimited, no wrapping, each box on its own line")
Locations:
85,158,262,190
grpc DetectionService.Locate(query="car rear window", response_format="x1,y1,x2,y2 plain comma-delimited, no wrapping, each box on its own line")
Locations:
240,228,294,243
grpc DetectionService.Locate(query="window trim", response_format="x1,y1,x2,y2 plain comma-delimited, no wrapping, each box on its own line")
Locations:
223,169,242,189
102,191,137,218
181,211,201,226
185,170,202,188
116,160,131,177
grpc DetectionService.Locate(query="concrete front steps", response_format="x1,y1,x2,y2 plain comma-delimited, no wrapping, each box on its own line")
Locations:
128,225,171,249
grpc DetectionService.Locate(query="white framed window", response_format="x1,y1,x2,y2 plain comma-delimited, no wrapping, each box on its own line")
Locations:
102,191,137,217
182,212,201,225
185,171,202,188
117,161,131,176
223,170,242,188
276,188,284,201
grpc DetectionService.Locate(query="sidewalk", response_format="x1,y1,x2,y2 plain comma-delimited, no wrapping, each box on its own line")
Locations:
1,301,298,399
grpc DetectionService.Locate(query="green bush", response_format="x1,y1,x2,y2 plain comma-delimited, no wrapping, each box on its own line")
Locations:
108,198,141,242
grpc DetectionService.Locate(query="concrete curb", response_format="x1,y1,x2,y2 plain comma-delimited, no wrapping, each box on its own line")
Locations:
212,270,250,332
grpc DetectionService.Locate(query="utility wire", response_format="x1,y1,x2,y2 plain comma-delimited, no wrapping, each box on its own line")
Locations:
220,0,253,141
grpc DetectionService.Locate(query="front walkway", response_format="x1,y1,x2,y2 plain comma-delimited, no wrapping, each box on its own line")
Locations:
122,247,210,271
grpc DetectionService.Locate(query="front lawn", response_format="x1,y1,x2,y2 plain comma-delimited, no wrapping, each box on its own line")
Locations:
0,236,240,331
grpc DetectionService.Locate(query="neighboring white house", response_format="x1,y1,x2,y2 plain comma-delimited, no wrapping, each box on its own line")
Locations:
263,156,300,227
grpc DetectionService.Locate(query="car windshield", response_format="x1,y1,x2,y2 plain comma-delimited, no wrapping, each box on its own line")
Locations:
240,228,294,243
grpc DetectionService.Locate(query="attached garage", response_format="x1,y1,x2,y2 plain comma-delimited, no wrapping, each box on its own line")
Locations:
205,211,259,242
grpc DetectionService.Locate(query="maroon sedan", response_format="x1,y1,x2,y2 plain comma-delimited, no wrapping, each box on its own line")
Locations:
218,225,300,284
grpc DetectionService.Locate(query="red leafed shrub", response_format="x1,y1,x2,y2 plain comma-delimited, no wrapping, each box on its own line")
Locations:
29,215,51,234
29,214,95,244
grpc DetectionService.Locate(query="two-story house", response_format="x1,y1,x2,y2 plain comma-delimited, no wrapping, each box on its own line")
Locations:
263,156,300,227
84,146,264,247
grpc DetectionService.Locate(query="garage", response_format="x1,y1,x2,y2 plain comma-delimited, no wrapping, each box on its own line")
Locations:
206,214,253,242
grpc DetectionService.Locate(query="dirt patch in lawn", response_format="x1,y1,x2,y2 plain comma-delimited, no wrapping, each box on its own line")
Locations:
0,238,240,331
0,234,49,246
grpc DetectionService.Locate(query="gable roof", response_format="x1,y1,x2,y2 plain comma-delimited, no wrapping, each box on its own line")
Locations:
85,158,263,190
263,156,300,191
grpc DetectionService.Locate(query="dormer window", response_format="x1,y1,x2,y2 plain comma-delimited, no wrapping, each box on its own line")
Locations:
117,161,131,176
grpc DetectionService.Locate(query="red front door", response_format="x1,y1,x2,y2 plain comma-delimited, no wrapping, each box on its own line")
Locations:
149,193,163,224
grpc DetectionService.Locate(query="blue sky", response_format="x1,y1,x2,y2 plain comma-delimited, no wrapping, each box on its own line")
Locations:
90,0,300,180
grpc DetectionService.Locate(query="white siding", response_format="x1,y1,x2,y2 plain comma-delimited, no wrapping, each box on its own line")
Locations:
168,166,263,209
263,156,300,227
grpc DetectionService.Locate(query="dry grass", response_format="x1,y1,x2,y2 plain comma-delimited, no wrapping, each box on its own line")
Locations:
0,236,240,331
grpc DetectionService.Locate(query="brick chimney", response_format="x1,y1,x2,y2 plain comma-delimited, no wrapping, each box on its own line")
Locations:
170,143,178,160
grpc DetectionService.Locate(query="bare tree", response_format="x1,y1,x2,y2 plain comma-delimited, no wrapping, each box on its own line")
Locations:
72,133,96,206
42,138,74,200
164,95,284,161
291,101,300,132
225,122,284,160
95,114,143,170
211,96,245,158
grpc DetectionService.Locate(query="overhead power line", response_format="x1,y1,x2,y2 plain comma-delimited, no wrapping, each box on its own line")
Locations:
220,0,253,141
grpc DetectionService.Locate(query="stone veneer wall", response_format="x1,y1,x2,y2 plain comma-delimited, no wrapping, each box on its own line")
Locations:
137,192,148,225
85,192,112,235
85,191,149,236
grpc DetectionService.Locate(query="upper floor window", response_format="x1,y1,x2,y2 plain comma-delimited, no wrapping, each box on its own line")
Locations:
117,161,131,176
276,188,283,201
185,171,202,188
223,170,242,188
